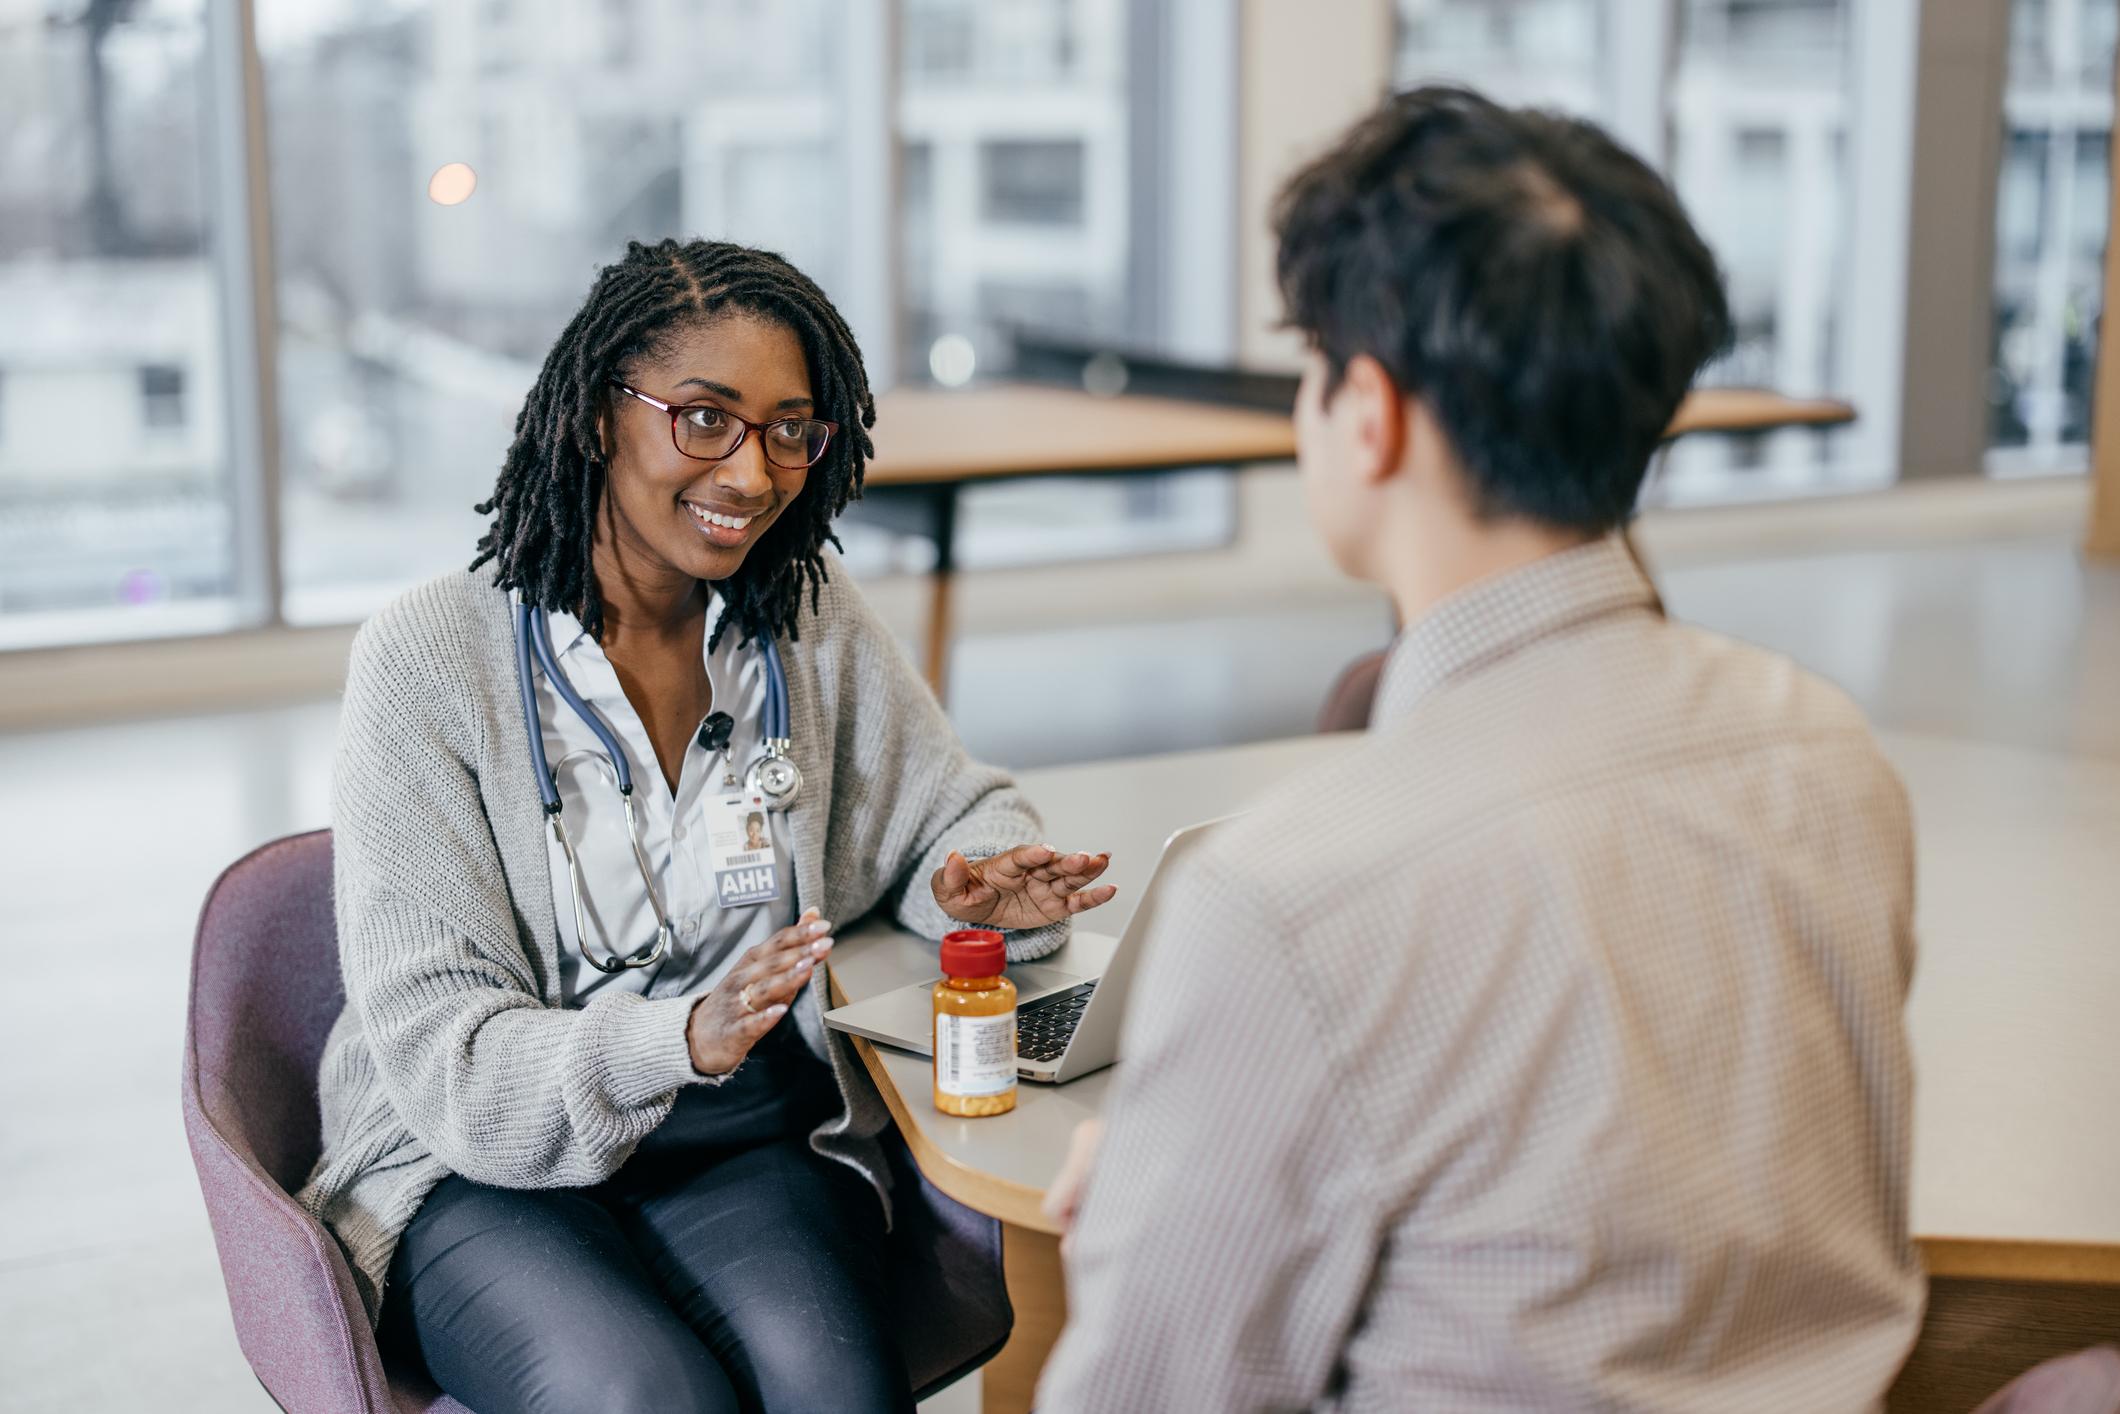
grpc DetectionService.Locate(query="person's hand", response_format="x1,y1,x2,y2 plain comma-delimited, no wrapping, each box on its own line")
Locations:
686,909,834,1076
932,845,1116,931
1043,1118,1105,1245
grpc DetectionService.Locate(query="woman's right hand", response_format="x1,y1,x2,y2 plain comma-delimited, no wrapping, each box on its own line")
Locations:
686,909,835,1076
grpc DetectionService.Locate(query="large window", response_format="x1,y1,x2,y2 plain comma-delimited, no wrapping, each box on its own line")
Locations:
900,0,1131,376
1393,0,1606,117
0,0,239,648
261,0,852,623
1661,0,1868,502
885,0,1236,575
1989,0,2115,474
9,1,2097,654
1396,0,1874,506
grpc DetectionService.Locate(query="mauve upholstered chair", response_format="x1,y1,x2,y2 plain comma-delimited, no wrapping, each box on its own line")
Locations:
183,829,1012,1413
1973,1348,2120,1414
1316,649,1387,734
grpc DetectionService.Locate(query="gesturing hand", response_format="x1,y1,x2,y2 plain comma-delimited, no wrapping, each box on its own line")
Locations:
686,909,834,1076
931,845,1117,932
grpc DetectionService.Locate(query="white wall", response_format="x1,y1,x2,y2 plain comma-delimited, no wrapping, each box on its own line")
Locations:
1237,0,1396,370
1218,0,1395,602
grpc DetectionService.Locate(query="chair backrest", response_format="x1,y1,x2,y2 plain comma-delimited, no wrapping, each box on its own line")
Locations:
187,829,343,1191
1008,329,1303,411
184,829,430,1413
1974,1348,2120,1414
1318,648,1387,734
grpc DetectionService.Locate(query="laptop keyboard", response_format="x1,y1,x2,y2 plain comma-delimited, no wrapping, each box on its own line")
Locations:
1017,982,1097,1065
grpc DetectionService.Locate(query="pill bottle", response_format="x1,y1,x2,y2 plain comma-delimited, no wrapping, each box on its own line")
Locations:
933,929,1017,1117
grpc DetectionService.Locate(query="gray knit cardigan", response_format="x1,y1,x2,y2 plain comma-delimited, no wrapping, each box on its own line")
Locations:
295,556,1066,1320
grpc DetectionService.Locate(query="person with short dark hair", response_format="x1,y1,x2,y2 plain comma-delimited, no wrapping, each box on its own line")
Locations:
1037,88,1922,1412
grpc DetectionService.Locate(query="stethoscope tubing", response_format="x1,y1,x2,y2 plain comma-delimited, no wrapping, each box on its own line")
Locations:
510,595,795,974
759,625,789,741
526,604,637,796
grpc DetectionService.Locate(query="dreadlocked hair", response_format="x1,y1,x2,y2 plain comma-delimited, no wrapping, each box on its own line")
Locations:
471,237,876,651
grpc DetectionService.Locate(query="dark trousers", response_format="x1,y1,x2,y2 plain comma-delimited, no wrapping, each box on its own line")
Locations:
381,1031,914,1414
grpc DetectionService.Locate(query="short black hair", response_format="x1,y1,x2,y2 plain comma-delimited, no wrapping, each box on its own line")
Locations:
472,238,874,650
1274,86,1730,531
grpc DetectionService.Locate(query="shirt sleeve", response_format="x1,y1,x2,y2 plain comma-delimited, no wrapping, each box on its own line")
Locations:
1035,852,1384,1413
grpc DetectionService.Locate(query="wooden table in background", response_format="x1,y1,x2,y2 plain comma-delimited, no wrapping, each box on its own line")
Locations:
861,383,1858,695
830,730,2120,1414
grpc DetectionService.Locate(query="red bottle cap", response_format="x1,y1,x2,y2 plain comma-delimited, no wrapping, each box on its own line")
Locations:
940,929,1006,978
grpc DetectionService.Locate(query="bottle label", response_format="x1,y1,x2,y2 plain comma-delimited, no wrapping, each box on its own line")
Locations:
935,1011,1017,1097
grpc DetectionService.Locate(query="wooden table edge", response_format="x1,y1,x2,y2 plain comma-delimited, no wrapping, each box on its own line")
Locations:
1663,390,1857,438
828,970,1062,1235
830,977,2120,1288
1919,1237,2120,1285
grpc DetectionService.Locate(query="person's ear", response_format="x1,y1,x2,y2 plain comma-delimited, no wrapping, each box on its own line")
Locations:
595,396,615,466
1340,354,1406,486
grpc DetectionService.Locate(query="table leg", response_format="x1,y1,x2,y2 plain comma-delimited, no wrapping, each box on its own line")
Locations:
923,486,960,703
980,1222,1067,1414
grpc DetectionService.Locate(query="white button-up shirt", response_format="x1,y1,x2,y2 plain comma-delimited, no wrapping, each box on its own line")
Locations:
530,593,795,1008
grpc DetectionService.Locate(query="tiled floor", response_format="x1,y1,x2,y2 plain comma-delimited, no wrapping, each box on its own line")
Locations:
1,531,2114,1412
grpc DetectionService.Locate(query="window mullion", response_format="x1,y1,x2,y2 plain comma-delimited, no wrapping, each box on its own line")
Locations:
843,0,901,390
204,0,283,627
1607,0,1675,171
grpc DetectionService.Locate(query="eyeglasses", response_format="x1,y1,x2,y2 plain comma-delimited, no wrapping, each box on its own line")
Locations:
609,381,837,470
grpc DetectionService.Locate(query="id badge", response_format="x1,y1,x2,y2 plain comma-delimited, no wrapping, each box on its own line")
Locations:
703,790,782,908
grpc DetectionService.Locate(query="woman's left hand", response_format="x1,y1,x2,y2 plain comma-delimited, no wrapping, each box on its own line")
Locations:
931,845,1116,931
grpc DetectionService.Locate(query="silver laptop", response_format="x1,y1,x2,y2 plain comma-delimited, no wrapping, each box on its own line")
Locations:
824,817,1230,1083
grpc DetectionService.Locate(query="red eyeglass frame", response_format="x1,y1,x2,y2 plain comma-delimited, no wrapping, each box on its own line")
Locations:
608,380,838,469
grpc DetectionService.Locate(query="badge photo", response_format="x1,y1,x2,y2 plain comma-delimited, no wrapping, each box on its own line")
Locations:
705,790,781,907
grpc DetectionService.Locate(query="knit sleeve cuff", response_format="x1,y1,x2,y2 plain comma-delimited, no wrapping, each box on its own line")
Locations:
586,992,724,1110
897,841,1073,963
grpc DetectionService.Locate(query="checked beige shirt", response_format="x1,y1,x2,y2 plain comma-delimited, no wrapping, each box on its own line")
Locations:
1038,536,1924,1413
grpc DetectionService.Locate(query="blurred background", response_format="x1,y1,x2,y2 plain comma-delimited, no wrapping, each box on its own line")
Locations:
2,2,2117,1411
1,0,2109,648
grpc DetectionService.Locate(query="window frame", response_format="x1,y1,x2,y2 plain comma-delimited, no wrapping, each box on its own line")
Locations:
8,0,2081,654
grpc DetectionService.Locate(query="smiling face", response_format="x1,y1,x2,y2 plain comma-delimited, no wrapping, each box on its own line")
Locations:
596,313,817,587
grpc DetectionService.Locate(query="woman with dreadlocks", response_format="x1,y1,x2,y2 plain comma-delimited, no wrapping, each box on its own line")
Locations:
295,239,1116,1414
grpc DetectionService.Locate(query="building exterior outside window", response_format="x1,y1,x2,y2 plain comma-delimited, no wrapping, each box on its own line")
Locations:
1989,0,2115,474
0,0,237,643
261,0,851,623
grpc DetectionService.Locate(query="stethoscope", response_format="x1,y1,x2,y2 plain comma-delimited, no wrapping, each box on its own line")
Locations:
512,598,804,974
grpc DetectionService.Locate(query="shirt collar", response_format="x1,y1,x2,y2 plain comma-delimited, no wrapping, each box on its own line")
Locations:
1372,534,1659,725
544,590,731,664
545,608,594,661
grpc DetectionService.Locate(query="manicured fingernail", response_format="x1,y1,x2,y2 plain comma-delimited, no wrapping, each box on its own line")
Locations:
801,907,820,919
807,919,832,936
811,937,834,955
767,1004,787,1018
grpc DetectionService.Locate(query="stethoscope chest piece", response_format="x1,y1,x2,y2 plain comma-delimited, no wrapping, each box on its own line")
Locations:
747,741,803,808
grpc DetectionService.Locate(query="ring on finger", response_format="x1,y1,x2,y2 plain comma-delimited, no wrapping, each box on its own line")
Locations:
740,983,758,1014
